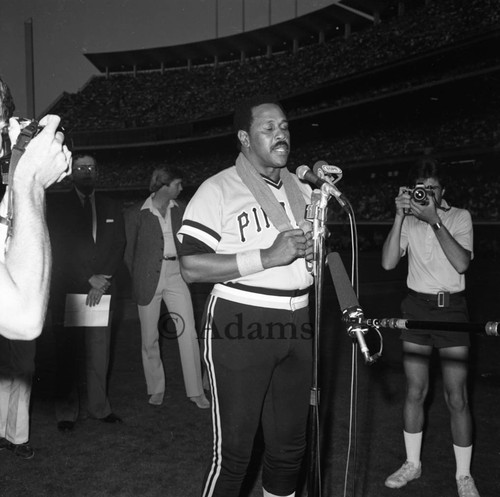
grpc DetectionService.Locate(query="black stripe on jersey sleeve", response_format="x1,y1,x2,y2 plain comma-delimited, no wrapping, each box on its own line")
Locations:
183,220,221,242
178,234,216,257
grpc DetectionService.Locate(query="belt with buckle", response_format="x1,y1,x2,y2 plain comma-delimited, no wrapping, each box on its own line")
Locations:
408,289,465,308
162,255,177,261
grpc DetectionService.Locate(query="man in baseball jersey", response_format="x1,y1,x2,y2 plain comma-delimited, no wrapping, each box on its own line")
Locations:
178,95,314,497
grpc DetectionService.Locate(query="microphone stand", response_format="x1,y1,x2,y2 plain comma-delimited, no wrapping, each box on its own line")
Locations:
307,185,329,497
374,317,499,336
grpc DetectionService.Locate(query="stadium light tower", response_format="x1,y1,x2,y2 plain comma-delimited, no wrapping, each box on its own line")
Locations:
240,0,299,34
25,18,35,118
215,0,219,38
267,0,300,26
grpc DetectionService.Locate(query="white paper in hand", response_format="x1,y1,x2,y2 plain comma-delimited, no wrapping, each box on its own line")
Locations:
64,293,111,327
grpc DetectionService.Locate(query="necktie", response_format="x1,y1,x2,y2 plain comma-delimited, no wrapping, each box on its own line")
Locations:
83,195,93,237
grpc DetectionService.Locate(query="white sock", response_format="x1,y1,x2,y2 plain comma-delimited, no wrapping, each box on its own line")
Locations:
454,444,472,479
403,430,422,466
263,490,294,497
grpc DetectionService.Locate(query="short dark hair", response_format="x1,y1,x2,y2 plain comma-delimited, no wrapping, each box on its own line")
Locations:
149,165,183,192
408,156,445,188
0,76,15,126
233,94,285,134
73,153,97,164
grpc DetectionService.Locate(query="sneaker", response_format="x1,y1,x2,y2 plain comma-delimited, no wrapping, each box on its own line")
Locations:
385,461,422,488
9,442,35,460
457,476,480,497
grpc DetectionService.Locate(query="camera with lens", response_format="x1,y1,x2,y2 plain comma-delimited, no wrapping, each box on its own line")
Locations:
1,118,44,185
402,183,432,215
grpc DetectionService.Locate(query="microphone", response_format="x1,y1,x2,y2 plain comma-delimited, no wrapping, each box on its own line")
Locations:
313,160,343,185
327,251,377,364
296,165,348,208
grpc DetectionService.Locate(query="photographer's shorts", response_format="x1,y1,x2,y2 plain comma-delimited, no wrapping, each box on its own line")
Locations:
400,291,470,348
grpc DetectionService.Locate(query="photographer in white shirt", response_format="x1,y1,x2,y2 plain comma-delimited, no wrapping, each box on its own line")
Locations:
0,76,71,340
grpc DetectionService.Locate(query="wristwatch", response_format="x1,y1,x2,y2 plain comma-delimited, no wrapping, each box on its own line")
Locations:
432,221,442,231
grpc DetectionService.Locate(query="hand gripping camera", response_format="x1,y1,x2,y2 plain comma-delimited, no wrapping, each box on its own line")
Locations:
1,119,45,248
1,118,43,185
402,183,432,215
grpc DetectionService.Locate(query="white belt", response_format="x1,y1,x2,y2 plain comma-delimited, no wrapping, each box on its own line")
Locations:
212,283,309,311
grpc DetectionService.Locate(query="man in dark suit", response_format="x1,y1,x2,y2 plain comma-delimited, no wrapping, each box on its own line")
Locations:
49,153,125,431
124,165,207,408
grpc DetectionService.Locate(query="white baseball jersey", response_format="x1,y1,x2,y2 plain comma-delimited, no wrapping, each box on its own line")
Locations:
178,165,313,291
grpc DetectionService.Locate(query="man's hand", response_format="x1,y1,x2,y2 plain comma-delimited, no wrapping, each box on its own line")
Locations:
299,220,314,263
11,115,72,191
395,187,411,218
86,287,104,307
410,193,440,225
261,228,312,269
89,274,111,292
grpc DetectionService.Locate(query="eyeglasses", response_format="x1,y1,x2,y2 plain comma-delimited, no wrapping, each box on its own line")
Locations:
74,165,96,172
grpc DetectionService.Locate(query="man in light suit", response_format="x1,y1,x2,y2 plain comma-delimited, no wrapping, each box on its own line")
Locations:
124,165,208,408
49,153,126,431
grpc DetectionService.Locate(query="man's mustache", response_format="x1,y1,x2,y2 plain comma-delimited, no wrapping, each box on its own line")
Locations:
272,140,289,151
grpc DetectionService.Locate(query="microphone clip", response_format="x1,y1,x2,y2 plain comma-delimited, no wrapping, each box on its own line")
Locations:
316,163,343,186
342,307,379,365
343,307,369,337
304,189,329,276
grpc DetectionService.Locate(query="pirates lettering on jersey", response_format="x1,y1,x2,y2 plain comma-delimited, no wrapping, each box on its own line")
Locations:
237,202,285,243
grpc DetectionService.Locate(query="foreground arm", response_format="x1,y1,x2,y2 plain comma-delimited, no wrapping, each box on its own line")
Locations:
382,188,408,270
0,115,71,339
411,196,471,274
431,224,471,274
181,228,313,283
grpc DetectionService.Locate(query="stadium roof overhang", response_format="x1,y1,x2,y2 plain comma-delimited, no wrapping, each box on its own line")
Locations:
84,0,387,73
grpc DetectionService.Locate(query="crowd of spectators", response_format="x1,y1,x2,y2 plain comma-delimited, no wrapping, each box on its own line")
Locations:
49,0,500,133
52,141,499,224
288,56,500,119
291,93,500,165
69,82,499,200
323,167,500,253
325,169,500,223
51,152,499,255
46,0,500,252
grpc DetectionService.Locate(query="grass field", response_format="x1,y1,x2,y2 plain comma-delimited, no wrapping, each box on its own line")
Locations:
1,252,499,497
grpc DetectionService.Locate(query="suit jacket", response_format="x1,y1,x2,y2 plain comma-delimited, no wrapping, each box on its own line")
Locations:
48,189,126,311
124,199,184,306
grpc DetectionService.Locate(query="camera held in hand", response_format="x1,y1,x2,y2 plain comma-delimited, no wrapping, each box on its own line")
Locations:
402,183,432,215
1,118,44,185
